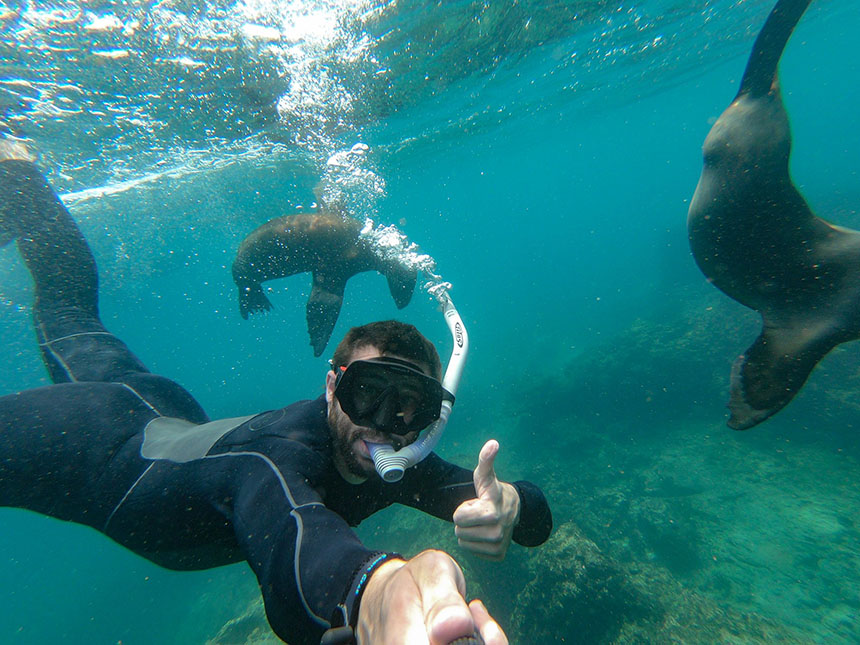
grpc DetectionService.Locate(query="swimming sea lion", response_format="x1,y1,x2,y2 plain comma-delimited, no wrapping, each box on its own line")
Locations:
232,211,416,356
688,0,860,429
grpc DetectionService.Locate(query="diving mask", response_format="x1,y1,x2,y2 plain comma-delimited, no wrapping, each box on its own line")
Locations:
333,356,454,435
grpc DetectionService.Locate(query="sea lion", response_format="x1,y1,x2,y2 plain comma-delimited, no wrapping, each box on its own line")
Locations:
688,0,860,429
232,211,416,356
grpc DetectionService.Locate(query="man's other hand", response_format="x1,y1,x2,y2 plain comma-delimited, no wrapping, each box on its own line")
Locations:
357,549,507,645
452,440,520,560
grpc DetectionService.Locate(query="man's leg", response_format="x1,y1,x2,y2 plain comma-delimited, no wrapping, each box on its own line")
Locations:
0,142,210,534
0,380,160,522
0,145,149,383
0,142,207,421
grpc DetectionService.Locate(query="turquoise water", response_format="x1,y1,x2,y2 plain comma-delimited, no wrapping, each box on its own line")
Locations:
1,0,859,642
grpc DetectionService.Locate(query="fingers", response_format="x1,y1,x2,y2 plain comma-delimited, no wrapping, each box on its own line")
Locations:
454,441,516,561
452,498,500,528
357,549,507,645
454,521,505,544
454,482,520,560
456,534,506,561
472,440,500,502
410,551,474,645
453,501,506,559
469,600,508,645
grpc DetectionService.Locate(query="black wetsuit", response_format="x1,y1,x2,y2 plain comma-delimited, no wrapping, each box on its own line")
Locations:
0,160,552,645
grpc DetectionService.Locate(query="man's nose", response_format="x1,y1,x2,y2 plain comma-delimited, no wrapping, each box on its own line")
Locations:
371,391,399,432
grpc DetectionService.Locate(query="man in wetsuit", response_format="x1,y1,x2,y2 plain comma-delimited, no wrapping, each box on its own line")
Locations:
0,141,552,645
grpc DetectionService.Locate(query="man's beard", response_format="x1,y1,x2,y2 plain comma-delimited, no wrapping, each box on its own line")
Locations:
327,404,417,480
328,404,377,480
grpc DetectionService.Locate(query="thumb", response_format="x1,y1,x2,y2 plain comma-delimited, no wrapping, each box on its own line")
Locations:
473,439,500,500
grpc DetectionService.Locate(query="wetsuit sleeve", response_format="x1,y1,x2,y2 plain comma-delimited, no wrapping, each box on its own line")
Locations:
510,480,553,547
397,453,553,547
224,438,389,645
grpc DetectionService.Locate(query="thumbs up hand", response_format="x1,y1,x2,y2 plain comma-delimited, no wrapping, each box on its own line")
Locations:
452,440,521,561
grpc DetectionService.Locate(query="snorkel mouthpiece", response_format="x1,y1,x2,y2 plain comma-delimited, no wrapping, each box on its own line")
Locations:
369,292,468,482
366,441,412,483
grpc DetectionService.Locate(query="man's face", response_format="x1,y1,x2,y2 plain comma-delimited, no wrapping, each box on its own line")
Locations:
325,345,421,483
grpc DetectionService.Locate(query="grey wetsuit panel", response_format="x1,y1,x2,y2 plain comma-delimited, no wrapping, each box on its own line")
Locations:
141,415,255,463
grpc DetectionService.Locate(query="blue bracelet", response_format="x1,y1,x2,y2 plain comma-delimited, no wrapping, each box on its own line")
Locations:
352,553,390,602
330,551,401,638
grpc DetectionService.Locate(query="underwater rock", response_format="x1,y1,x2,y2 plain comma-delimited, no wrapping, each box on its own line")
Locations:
481,427,812,643
506,280,860,439
206,598,279,645
505,517,800,643
507,288,750,435
509,520,657,643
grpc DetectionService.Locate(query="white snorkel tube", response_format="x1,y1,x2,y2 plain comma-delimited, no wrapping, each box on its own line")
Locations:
368,291,469,482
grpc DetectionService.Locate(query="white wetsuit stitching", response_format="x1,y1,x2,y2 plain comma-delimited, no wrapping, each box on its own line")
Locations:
119,382,163,417
103,462,155,532
203,450,328,627
38,322,77,382
39,330,113,344
101,385,165,530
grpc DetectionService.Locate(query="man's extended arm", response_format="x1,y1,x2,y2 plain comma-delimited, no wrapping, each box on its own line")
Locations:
227,437,516,645
227,436,389,645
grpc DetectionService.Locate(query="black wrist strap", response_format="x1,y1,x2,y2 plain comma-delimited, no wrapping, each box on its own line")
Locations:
321,551,401,645
319,626,354,645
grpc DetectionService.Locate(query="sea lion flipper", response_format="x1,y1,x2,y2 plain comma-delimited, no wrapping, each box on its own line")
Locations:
728,318,834,430
306,273,346,357
237,282,273,319
384,263,417,310
737,0,812,99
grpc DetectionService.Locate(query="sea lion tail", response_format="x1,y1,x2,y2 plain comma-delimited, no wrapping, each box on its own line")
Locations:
737,0,812,99
237,282,273,319
727,316,836,429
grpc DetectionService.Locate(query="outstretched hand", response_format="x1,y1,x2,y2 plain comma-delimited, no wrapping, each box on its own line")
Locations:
357,549,507,645
452,440,521,561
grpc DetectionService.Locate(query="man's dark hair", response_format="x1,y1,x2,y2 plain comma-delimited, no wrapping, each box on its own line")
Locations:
332,320,442,379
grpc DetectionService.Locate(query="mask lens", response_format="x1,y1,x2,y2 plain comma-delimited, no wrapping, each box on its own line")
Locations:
351,372,390,410
334,358,443,434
